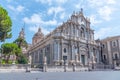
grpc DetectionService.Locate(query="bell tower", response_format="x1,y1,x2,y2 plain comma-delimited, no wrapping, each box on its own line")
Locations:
19,28,25,39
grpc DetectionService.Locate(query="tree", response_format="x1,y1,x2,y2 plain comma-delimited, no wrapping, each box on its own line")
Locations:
1,43,21,63
13,37,28,49
13,38,28,64
0,6,12,42
17,54,28,64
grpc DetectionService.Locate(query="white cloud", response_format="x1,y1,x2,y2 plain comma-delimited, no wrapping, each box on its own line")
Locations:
16,5,24,12
60,12,65,19
45,19,57,25
89,15,102,26
36,0,67,5
29,26,49,34
7,0,11,2
88,0,105,7
87,0,116,21
107,0,116,4
74,0,85,9
8,5,15,11
8,5,24,12
23,13,57,26
56,0,67,4
95,25,120,39
47,6,65,19
23,14,42,24
88,0,116,7
36,0,52,5
29,26,39,33
48,6,64,15
75,3,83,9
98,6,113,21
94,27,112,39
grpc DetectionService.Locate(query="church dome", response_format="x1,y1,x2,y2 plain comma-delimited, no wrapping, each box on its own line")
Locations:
32,27,44,45
33,28,44,38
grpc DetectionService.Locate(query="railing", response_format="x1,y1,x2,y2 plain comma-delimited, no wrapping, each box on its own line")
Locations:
47,66,64,72
93,64,113,71
46,65,89,72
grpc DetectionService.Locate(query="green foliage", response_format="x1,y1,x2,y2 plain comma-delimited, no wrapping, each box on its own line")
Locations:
1,59,6,64
1,43,22,63
0,6,12,42
13,37,28,64
17,54,28,64
1,43,21,55
13,37,28,48
1,59,17,64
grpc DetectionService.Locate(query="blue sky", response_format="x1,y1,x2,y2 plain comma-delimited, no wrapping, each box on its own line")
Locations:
0,0,120,44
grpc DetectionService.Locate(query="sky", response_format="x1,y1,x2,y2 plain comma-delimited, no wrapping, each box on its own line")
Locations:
0,0,120,44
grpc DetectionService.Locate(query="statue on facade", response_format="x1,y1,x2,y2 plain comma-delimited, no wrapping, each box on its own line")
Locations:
44,56,47,64
75,53,79,63
43,56,47,72
28,55,32,64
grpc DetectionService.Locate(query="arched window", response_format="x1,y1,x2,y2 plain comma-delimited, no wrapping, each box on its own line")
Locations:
73,26,75,35
81,27,85,38
115,54,118,59
113,53,119,59
112,40,117,47
103,55,107,60
102,44,106,48
64,48,67,53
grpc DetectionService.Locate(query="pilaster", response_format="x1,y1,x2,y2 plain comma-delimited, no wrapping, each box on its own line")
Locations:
107,41,112,65
118,38,120,58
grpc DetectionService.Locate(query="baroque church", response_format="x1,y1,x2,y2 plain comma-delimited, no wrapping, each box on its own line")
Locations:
29,9,102,67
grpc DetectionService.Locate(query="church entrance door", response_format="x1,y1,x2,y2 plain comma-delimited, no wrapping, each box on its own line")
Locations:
63,56,67,64
81,55,85,65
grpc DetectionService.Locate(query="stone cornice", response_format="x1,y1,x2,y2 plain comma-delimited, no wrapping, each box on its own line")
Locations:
101,35,120,42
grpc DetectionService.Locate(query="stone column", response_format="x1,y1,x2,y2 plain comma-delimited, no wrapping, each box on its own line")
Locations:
64,60,68,72
113,60,116,69
107,41,112,65
28,55,32,64
73,63,76,72
88,58,92,71
43,56,47,72
38,51,40,63
61,39,63,60
89,51,96,70
58,42,60,64
92,55,96,69
118,38,120,61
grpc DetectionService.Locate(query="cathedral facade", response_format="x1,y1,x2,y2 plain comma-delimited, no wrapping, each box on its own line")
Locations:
29,9,102,67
